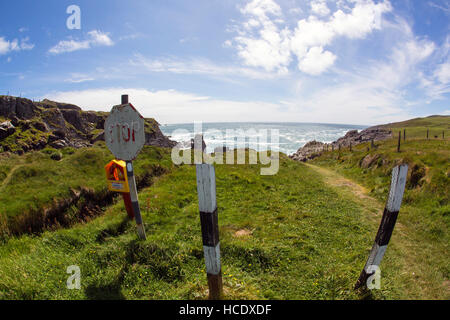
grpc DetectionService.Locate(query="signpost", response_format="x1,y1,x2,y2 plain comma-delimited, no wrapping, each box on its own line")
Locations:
104,95,147,240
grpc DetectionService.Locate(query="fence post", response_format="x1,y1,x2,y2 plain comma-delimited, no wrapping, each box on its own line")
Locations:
403,129,406,142
397,131,401,153
126,160,146,240
355,164,408,290
196,163,223,300
427,129,429,140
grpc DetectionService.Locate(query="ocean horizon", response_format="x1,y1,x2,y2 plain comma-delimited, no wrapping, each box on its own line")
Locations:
160,122,368,155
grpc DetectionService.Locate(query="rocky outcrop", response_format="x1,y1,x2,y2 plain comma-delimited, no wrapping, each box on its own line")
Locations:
331,128,392,148
0,96,38,119
0,96,176,154
290,140,326,162
289,127,392,162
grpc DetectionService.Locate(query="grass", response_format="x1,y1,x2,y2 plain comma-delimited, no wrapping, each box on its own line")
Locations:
310,116,449,299
0,150,445,299
0,143,174,236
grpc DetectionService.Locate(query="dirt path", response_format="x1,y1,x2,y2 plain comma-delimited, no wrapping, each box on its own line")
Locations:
305,163,448,299
0,164,22,193
304,163,385,220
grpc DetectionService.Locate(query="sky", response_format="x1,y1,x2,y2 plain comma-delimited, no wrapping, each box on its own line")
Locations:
0,0,449,125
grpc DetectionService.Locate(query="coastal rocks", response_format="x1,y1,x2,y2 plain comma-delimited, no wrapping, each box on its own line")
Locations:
332,128,392,148
290,127,392,163
0,96,37,119
290,140,326,162
0,95,176,155
145,131,177,148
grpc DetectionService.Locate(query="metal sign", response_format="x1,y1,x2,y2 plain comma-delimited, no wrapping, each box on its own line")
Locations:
104,103,145,161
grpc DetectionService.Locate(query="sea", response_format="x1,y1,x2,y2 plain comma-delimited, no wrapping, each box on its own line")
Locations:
160,122,367,155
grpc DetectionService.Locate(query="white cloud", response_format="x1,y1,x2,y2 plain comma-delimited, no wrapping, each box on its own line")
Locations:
64,73,95,83
311,0,330,17
230,0,392,75
129,54,284,80
48,30,114,54
297,46,336,75
0,36,34,55
434,62,450,83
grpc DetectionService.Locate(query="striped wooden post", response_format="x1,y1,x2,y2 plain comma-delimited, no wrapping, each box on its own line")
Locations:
355,164,408,289
126,160,146,240
196,164,223,300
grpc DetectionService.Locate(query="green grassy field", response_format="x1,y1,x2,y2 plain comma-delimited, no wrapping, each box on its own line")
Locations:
0,143,174,237
0,147,447,299
311,116,449,300
0,115,448,300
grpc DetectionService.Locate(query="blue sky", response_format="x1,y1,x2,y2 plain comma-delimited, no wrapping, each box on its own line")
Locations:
0,0,449,125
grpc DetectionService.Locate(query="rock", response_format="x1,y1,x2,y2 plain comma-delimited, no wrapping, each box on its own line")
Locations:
0,96,38,119
360,154,379,169
60,109,86,133
289,140,326,162
0,121,15,139
32,121,49,132
91,132,105,144
0,95,176,155
332,128,392,148
50,140,68,149
50,152,63,161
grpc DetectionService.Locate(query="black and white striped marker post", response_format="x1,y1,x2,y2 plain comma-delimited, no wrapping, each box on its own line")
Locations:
126,160,147,240
196,163,223,300
355,164,408,289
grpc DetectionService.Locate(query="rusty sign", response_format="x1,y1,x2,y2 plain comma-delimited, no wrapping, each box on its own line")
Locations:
104,103,145,161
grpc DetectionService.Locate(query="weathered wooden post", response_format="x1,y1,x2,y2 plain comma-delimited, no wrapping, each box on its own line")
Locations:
196,164,223,299
104,95,147,240
427,129,429,140
355,164,408,290
403,129,406,142
397,131,401,153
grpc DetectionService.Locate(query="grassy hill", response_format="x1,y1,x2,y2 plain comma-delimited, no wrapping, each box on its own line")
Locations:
0,143,174,238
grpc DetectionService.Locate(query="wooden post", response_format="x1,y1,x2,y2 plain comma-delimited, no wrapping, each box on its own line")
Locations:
403,129,406,142
126,160,146,240
121,94,146,239
427,129,429,140
397,131,401,153
196,164,223,300
349,142,352,152
355,164,408,290
371,139,375,149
